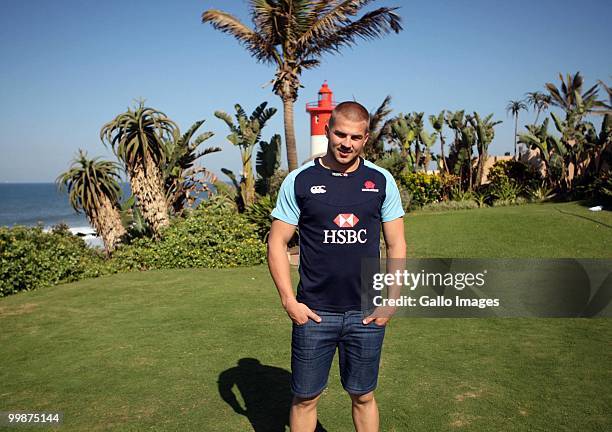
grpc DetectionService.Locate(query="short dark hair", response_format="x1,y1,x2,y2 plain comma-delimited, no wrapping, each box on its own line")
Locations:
329,101,370,132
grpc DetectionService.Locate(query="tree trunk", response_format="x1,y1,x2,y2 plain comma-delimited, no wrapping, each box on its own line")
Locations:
514,115,518,159
129,156,170,237
282,97,298,171
476,146,487,187
241,147,255,208
90,194,127,255
440,134,448,174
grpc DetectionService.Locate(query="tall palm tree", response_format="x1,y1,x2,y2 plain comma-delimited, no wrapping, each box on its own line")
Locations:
202,1,403,171
524,91,551,124
56,150,127,254
506,99,528,159
100,101,178,237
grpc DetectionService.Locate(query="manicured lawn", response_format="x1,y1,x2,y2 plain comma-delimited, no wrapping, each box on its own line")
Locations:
406,201,612,258
1,202,610,431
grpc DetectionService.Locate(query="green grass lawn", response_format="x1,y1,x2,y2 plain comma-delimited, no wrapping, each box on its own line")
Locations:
1,202,610,431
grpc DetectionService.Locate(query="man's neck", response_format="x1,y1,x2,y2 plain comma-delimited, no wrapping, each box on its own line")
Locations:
320,152,361,173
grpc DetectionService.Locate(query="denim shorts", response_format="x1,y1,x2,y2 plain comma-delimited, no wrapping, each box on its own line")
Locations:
291,309,386,398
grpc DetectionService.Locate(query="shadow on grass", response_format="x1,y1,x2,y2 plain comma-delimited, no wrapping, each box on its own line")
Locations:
218,358,327,432
553,206,612,228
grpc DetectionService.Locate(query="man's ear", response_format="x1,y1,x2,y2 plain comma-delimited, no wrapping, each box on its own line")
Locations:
325,123,329,138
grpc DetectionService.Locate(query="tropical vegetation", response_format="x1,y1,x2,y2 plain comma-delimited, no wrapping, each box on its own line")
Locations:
56,150,127,253
215,102,278,210
202,0,403,171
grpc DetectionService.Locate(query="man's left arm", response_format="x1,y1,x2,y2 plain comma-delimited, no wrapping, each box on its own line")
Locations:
382,217,407,260
363,217,406,326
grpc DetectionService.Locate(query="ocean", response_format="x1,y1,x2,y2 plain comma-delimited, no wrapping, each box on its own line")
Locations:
0,182,218,247
0,182,132,247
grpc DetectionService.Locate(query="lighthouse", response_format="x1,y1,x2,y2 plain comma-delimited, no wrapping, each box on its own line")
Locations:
305,81,336,159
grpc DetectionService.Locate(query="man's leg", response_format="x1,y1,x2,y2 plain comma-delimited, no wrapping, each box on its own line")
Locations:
290,392,322,432
290,311,341,431
339,312,386,432
350,391,379,432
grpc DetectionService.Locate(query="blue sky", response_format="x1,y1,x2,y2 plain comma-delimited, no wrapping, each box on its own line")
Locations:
0,0,610,182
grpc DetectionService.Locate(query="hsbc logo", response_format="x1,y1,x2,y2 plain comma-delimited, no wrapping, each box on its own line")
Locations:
310,185,326,194
324,213,367,244
334,213,359,227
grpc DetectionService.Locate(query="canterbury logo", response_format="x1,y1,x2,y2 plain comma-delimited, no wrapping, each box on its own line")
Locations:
334,213,359,228
310,185,326,194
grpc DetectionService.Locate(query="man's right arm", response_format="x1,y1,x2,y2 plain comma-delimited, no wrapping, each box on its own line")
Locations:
267,219,321,324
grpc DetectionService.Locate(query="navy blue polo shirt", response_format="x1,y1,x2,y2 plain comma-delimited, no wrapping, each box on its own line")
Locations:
271,156,405,312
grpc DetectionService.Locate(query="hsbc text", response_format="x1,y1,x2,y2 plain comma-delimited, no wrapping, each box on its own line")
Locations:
323,229,367,244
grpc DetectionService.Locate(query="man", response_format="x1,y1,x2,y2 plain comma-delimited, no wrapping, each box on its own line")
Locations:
267,101,406,432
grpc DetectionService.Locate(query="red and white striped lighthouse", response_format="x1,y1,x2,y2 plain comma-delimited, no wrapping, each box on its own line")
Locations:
305,81,336,158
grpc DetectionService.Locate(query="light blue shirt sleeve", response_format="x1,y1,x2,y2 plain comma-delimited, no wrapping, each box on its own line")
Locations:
270,174,300,225
381,172,405,222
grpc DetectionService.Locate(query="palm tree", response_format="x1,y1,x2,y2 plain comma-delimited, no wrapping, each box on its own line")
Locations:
56,150,127,254
506,99,528,159
215,102,277,209
202,1,403,171
364,95,393,161
524,91,551,124
100,101,178,237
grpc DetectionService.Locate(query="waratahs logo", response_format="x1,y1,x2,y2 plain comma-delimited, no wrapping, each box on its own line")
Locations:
362,180,379,192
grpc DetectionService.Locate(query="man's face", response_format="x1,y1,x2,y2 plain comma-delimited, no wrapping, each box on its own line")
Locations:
325,113,369,165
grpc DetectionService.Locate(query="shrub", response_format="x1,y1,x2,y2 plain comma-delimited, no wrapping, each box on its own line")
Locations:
450,186,474,202
267,170,289,198
574,170,612,205
398,171,444,207
0,224,105,296
374,151,406,180
492,196,529,207
440,173,461,200
488,159,541,192
109,203,267,271
527,182,557,203
420,199,479,212
397,186,413,212
491,179,523,203
245,194,276,241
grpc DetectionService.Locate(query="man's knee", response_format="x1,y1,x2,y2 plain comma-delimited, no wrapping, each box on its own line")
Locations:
292,393,322,409
350,391,375,405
